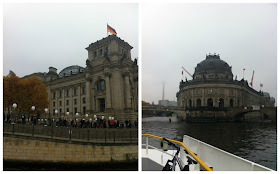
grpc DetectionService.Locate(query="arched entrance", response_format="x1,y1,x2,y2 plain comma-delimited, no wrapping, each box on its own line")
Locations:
196,99,201,107
219,98,224,107
230,99,234,107
207,98,213,107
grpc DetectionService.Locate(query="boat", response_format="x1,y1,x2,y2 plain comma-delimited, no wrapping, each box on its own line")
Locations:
142,134,273,171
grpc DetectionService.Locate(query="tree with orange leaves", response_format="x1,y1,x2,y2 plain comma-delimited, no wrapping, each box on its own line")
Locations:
3,73,49,115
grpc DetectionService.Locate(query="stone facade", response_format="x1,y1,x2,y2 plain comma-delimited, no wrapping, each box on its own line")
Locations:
177,54,275,110
23,35,138,121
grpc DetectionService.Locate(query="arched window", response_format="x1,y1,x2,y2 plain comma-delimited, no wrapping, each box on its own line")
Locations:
196,99,201,107
189,99,192,108
96,80,105,91
230,99,234,107
219,98,224,107
207,98,213,107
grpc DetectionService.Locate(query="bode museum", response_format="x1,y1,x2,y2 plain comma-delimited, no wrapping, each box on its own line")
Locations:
23,35,138,121
176,54,275,119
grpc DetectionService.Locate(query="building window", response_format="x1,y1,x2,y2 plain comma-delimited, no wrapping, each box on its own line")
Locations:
83,97,86,104
189,99,192,108
67,90,69,97
97,80,105,91
208,89,212,95
100,49,103,56
59,91,62,98
196,89,200,95
66,108,69,112
74,99,77,105
82,87,86,95
238,99,240,107
53,92,56,99
59,109,62,115
105,47,108,53
94,51,97,58
230,99,234,107
83,107,86,114
67,100,69,106
220,89,224,95
59,101,62,107
74,88,77,96
219,98,224,107
207,98,213,107
196,99,201,107
53,102,55,107
53,109,55,115
74,107,77,114
230,89,233,95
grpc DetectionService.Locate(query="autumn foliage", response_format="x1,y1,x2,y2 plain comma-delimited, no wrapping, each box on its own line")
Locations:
3,73,49,114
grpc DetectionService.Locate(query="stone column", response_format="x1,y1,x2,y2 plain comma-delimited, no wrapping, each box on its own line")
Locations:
105,73,112,109
86,78,92,113
124,73,131,109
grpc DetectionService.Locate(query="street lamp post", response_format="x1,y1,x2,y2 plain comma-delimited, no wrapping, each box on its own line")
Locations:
12,103,17,124
31,106,35,124
55,109,58,120
44,108,48,126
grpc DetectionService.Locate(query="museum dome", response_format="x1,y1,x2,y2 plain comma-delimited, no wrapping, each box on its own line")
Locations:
194,54,232,74
59,65,85,77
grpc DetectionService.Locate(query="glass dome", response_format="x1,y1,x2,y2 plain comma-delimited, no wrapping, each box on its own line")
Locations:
58,65,85,78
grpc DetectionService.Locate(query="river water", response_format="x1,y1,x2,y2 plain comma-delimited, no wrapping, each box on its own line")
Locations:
142,116,277,170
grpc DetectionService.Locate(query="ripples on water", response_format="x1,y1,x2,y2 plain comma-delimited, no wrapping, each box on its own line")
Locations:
142,116,277,170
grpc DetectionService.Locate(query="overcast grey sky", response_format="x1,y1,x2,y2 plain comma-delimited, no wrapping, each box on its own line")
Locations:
4,3,138,77
142,3,277,105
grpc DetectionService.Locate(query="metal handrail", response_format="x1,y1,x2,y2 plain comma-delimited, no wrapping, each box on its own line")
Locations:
142,134,213,171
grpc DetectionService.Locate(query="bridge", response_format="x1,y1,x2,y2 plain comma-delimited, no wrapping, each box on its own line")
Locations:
142,105,277,122
3,123,138,168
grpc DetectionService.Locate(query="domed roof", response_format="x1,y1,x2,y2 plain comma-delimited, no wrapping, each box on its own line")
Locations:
59,65,85,78
195,54,232,74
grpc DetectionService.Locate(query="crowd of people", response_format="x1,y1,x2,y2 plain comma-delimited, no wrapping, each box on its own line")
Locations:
4,112,138,129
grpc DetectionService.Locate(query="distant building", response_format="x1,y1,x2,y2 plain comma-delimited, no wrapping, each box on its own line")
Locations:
23,35,138,121
158,100,177,107
176,54,275,109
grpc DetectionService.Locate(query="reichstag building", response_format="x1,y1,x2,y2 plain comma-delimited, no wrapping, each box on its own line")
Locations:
176,54,275,110
23,35,138,121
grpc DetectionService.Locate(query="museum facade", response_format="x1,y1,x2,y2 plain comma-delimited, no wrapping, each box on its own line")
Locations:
176,54,275,110
23,35,138,121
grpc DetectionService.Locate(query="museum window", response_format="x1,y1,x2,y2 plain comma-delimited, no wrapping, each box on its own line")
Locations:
74,88,77,96
207,98,213,107
53,101,55,107
83,107,86,114
82,87,86,95
230,89,233,95
53,92,56,99
237,99,240,107
219,98,224,107
53,109,55,115
94,51,97,58
59,91,62,98
196,99,201,107
66,108,69,112
66,100,69,106
59,109,62,115
230,99,234,107
83,97,86,104
220,89,224,95
74,107,77,114
67,90,69,97
189,99,192,108
59,101,62,107
100,49,103,56
208,89,212,95
196,89,200,95
97,79,105,91
74,99,77,105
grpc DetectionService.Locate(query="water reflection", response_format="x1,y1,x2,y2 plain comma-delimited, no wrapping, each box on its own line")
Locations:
142,116,277,170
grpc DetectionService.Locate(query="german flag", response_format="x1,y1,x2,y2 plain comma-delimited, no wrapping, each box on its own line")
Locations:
107,24,117,35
